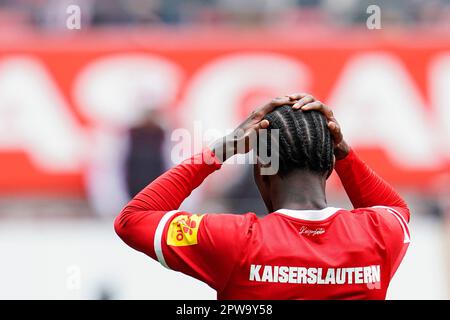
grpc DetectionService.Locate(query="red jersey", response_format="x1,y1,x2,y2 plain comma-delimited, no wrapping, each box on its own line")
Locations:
115,149,410,300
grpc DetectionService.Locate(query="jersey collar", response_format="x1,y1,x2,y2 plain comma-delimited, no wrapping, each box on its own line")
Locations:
275,207,341,221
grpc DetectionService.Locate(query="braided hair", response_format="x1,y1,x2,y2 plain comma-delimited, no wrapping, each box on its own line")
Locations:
262,105,334,176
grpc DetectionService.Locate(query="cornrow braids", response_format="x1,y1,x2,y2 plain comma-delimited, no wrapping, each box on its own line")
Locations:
262,105,334,176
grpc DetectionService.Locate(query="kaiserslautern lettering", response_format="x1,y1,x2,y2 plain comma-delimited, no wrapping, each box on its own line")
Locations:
249,264,381,285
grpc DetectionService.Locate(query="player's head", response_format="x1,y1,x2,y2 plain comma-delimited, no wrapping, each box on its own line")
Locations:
253,105,334,210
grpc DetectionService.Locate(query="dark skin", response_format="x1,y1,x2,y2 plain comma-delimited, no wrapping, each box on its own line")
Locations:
211,93,350,214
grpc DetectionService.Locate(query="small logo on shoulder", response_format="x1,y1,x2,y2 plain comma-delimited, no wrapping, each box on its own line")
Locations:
299,226,325,236
167,214,204,246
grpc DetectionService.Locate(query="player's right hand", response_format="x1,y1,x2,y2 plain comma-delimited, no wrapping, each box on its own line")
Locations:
210,95,295,162
287,93,350,160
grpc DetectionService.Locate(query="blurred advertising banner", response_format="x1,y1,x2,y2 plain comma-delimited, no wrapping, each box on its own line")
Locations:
0,31,449,196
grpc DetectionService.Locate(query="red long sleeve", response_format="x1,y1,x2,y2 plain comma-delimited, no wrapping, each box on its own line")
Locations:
334,149,410,221
114,148,254,291
114,148,222,252
123,148,220,212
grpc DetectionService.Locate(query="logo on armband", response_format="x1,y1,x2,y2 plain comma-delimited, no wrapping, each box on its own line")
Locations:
167,214,204,246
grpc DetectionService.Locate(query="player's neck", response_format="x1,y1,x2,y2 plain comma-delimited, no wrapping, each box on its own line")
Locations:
269,170,327,212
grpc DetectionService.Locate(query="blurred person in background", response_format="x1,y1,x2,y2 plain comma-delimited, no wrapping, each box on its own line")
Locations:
125,109,166,198
86,104,170,218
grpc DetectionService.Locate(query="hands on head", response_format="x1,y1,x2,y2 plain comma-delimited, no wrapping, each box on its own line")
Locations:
210,93,350,163
287,93,350,160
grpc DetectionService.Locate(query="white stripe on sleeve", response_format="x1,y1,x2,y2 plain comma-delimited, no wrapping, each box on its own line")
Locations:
372,206,410,244
154,210,179,269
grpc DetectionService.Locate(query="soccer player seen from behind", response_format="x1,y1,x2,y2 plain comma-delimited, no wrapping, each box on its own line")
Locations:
114,93,410,300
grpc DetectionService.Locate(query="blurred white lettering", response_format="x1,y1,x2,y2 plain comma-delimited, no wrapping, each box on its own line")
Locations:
329,53,441,168
0,57,86,171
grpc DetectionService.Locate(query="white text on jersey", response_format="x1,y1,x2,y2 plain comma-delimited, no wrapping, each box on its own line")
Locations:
249,264,381,285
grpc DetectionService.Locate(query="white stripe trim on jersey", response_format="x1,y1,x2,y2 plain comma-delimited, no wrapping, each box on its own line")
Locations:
154,210,179,269
372,206,410,244
276,207,341,221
